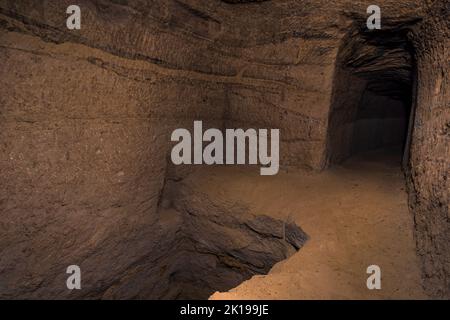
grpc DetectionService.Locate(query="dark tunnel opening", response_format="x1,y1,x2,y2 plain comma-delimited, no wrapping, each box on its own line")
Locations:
326,23,417,167
351,87,411,156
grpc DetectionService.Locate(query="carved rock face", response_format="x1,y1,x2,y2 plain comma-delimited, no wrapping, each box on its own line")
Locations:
0,0,448,299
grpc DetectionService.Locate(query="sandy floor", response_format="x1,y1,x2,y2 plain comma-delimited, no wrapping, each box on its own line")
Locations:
185,149,425,299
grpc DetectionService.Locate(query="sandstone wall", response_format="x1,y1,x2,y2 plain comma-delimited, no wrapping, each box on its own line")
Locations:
0,0,229,298
407,0,450,298
0,0,448,299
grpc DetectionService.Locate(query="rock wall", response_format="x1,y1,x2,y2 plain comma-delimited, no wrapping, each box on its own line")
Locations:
157,178,307,299
0,0,229,298
406,0,450,298
0,0,448,298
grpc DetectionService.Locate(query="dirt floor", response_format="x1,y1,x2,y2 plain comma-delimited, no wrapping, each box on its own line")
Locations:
184,148,427,299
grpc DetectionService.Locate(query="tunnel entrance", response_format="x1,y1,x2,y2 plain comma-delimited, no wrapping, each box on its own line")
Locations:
326,23,416,166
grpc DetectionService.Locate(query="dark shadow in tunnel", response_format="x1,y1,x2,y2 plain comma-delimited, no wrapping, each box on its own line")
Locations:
325,21,418,168
350,80,411,158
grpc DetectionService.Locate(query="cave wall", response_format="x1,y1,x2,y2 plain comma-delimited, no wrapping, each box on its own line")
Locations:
0,0,230,298
218,2,340,170
326,67,367,164
0,0,448,299
406,0,450,298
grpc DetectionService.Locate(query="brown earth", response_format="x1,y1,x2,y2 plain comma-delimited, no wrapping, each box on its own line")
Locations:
206,149,425,299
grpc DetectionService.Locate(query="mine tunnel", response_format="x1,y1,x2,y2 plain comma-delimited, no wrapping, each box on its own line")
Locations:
327,25,416,166
0,0,448,301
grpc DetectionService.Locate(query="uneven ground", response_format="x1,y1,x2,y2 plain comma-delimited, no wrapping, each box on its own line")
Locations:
189,148,425,299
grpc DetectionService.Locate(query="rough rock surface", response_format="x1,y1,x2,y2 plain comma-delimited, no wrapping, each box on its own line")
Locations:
157,181,307,299
405,1,450,298
0,0,448,298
